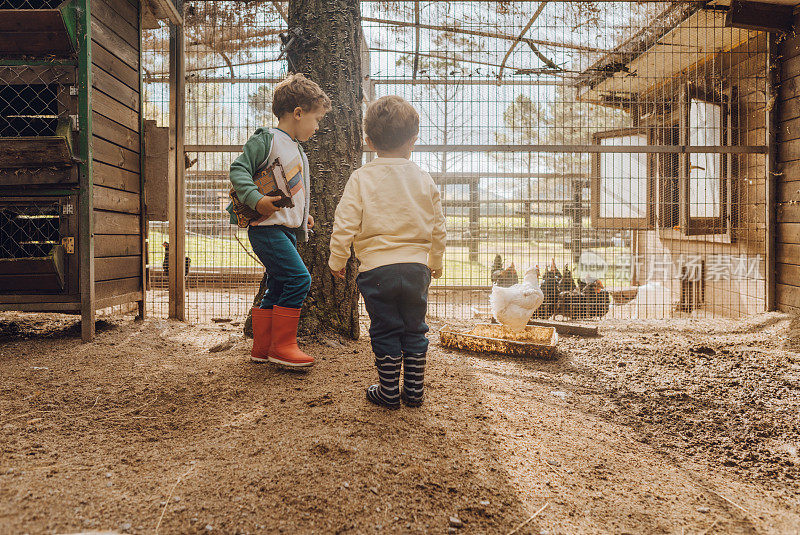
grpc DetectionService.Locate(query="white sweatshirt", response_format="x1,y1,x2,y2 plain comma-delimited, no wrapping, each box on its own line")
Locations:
329,157,447,273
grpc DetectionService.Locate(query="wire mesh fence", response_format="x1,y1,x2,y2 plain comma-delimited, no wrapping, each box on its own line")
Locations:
143,0,768,323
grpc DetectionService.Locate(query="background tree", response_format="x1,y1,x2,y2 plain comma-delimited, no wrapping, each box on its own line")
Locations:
247,86,276,129
494,94,546,231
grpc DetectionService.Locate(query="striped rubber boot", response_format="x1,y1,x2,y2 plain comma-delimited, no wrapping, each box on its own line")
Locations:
366,354,401,409
401,352,426,407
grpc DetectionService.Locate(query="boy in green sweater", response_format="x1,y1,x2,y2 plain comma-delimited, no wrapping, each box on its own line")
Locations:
228,73,330,367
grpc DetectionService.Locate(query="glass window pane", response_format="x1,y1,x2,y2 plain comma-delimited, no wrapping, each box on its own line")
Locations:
599,134,648,219
689,99,722,218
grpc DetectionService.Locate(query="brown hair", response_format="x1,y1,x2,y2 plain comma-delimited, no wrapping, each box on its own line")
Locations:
271,73,332,118
364,95,419,151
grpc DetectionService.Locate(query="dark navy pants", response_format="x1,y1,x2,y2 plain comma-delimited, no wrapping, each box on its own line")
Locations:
248,225,311,309
357,263,431,357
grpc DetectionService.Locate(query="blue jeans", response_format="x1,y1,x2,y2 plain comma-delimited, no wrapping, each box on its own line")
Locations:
248,225,311,309
357,263,431,356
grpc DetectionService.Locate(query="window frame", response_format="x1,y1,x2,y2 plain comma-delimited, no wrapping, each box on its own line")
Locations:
680,84,730,236
590,127,653,229
654,121,681,230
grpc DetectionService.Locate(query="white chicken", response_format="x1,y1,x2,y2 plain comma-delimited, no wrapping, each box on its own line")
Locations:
489,266,545,331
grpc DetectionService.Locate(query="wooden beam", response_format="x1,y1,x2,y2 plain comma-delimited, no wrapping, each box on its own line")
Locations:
145,76,572,85
527,319,599,337
374,78,573,85
77,0,95,342
725,0,793,33
168,1,186,321
360,27,373,164
767,34,779,311
185,143,769,154
149,0,183,26
96,290,144,311
0,302,80,313
370,47,508,69
412,0,420,82
139,2,147,320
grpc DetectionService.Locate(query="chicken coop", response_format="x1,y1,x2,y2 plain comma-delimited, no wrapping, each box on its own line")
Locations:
135,0,800,325
0,0,182,340
4,0,796,327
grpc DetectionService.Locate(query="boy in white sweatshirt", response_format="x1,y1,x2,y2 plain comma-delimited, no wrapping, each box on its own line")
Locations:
329,96,447,409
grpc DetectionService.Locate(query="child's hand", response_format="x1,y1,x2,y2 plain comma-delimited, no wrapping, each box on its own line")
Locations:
430,268,443,279
331,267,346,280
307,214,315,229
255,195,283,216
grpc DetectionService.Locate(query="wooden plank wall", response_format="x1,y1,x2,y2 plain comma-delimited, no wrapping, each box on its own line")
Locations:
776,17,800,313
636,33,768,316
90,0,143,304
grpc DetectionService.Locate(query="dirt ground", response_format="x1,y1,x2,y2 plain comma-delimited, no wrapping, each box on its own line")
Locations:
1,311,799,535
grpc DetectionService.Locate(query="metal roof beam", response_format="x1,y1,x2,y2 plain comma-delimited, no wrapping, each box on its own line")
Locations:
362,16,610,54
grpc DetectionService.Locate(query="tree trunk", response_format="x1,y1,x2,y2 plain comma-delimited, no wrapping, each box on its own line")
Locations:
288,0,363,338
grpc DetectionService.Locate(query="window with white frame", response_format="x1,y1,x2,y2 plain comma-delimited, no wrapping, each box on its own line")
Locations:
590,128,650,229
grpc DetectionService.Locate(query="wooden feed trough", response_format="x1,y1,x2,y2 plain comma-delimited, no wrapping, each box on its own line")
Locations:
439,323,559,359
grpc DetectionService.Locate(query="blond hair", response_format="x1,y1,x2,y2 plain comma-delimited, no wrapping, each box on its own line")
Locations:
364,95,419,151
271,73,332,118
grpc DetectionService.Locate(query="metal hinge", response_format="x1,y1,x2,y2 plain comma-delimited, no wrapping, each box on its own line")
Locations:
62,237,74,254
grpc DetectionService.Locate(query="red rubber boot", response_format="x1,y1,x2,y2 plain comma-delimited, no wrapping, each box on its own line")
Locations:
250,307,272,362
268,306,314,367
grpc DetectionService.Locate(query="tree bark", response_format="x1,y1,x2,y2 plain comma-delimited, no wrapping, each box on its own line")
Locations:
287,0,362,338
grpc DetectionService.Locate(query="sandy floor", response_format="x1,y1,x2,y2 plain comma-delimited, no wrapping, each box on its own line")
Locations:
0,312,798,534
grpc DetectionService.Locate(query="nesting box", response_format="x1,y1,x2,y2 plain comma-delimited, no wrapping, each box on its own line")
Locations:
0,0,152,340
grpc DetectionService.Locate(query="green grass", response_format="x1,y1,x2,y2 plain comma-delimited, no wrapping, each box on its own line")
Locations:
149,229,262,270
150,229,633,288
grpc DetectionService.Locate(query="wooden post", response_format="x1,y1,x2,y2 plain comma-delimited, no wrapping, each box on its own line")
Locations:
361,30,374,164
766,34,778,311
468,176,479,262
571,176,583,266
138,1,147,320
168,1,186,320
77,0,95,342
524,157,532,239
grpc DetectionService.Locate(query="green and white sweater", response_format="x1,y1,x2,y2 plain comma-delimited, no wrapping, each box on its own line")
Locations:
226,127,311,242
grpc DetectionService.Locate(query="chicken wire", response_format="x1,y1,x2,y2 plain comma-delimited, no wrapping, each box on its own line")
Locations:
143,0,768,323
0,0,64,8
0,66,73,138
0,200,61,260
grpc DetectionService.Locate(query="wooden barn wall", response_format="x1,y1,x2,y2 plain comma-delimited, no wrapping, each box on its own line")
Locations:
635,33,767,316
776,15,800,313
90,0,143,304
